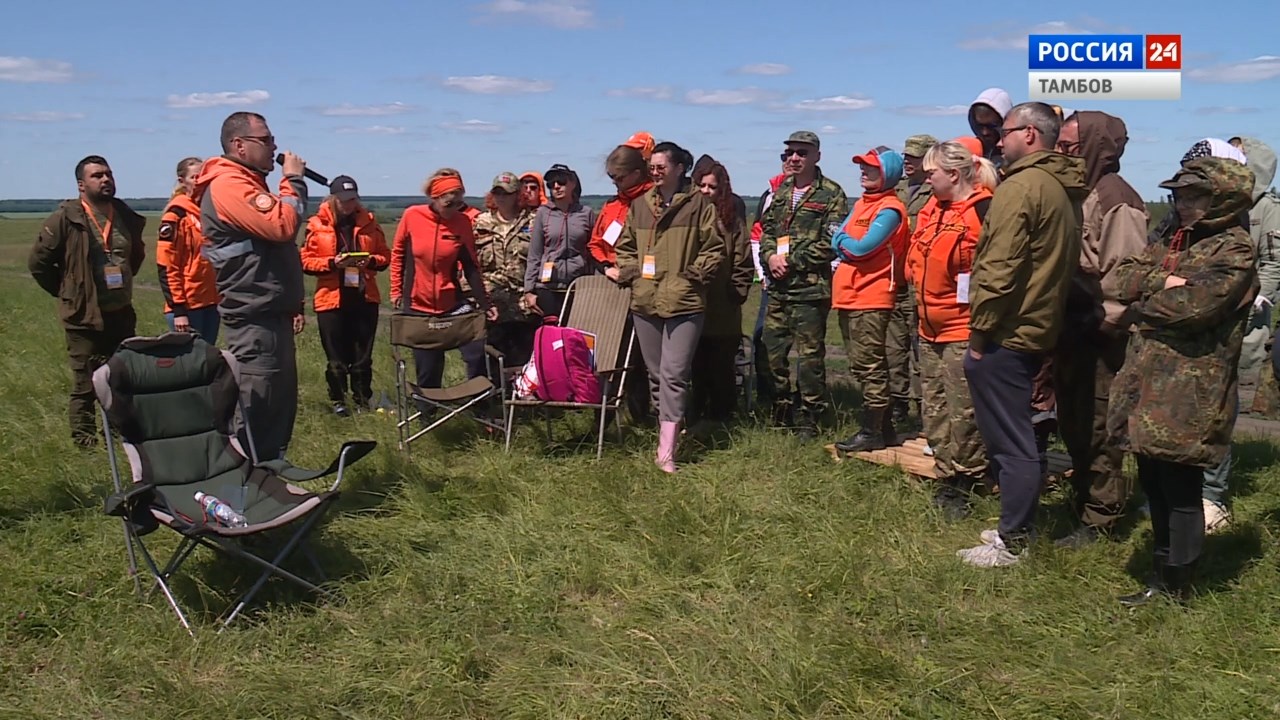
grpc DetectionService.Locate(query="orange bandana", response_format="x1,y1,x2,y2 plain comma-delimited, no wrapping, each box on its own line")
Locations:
429,175,464,198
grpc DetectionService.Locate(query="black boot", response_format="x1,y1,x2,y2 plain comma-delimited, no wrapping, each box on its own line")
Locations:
835,407,887,452
932,478,972,520
881,407,900,447
770,401,794,428
891,399,918,435
1119,555,1180,607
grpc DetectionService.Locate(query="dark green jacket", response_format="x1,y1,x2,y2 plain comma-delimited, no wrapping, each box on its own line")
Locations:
617,184,725,318
703,206,754,337
29,198,147,330
758,168,849,302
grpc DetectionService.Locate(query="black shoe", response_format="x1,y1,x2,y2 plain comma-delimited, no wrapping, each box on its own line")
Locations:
881,408,900,447
834,408,887,452
333,402,350,418
891,400,919,435
932,484,971,520
1054,525,1102,549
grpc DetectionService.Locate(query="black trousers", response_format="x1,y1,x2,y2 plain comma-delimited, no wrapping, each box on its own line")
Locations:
691,334,740,422
316,301,380,403
535,287,569,322
488,321,538,371
1136,455,1205,568
413,341,487,389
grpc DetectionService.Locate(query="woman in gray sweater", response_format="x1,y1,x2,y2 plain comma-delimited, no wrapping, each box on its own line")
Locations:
523,163,597,321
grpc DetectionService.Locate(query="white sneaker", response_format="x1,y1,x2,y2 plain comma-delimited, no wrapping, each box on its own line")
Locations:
958,537,1024,567
922,442,934,457
979,528,1001,545
1204,498,1232,534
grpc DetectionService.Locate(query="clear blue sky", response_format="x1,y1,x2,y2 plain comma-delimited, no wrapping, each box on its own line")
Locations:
1,0,1276,201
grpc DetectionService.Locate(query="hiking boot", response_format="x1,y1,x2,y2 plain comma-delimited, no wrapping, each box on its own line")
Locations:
1054,524,1103,549
891,399,919,435
834,408,887,453
932,484,971,520
333,401,350,418
881,407,900,447
1119,558,1194,607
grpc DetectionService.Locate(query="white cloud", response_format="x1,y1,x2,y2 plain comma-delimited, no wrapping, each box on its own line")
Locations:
0,111,84,122
442,75,553,94
734,62,791,76
1187,56,1280,84
320,102,411,117
683,87,778,106
548,127,565,135
893,104,969,117
441,119,504,134
606,86,673,101
958,20,1108,51
791,95,874,112
1194,105,1261,115
335,125,406,135
166,90,270,108
0,56,74,82
473,0,595,29
819,125,839,134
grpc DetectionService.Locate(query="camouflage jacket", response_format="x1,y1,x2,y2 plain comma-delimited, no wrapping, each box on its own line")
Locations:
758,168,849,302
1104,157,1259,467
474,208,538,323
895,177,933,234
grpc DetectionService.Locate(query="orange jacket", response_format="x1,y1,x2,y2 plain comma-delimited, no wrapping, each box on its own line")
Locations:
300,202,390,311
156,192,220,314
832,193,909,311
588,180,653,266
390,204,488,314
905,188,993,343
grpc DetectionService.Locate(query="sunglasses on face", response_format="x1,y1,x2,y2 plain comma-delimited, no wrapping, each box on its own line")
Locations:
780,148,809,160
547,178,570,187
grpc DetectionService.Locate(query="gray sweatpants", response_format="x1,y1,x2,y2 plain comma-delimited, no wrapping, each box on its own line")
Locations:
632,312,704,423
223,314,298,461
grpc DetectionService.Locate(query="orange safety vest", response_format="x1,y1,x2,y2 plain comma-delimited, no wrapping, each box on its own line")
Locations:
832,192,908,311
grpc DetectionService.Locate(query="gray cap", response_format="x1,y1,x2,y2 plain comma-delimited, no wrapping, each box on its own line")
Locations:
786,130,820,149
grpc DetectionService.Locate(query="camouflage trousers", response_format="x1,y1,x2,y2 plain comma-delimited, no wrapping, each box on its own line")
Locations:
838,308,892,410
886,286,920,403
763,296,830,423
919,341,987,479
1053,332,1134,528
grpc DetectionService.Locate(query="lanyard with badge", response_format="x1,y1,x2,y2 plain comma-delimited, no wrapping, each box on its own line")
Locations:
82,201,125,290
776,182,811,259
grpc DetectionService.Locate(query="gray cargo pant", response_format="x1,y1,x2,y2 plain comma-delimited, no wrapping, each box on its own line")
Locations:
223,314,298,461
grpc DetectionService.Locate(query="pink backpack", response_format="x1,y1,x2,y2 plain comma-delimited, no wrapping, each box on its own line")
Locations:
532,325,601,403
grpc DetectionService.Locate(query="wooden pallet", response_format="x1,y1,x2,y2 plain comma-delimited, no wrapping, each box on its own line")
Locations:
825,435,1072,481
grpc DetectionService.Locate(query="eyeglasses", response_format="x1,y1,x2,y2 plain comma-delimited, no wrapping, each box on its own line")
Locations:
999,125,1031,138
237,134,275,145
780,148,810,160
649,165,669,173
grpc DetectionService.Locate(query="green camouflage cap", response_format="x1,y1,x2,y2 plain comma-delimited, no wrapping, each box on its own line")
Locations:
1164,157,1256,230
787,130,820,149
902,134,938,158
491,171,521,193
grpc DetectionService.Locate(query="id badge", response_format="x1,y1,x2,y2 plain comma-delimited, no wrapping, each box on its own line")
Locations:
540,261,554,283
777,235,790,257
344,267,361,288
104,265,124,289
956,273,971,305
642,255,656,279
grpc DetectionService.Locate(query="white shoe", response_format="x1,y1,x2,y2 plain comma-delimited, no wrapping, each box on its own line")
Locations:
1204,498,1232,534
958,533,1024,567
979,528,1001,545
922,442,934,457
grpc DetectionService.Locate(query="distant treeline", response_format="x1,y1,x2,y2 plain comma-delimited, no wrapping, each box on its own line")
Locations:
1,196,1173,229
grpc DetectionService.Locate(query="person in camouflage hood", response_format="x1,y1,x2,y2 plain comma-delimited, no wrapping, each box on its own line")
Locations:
1105,157,1258,605
474,172,541,368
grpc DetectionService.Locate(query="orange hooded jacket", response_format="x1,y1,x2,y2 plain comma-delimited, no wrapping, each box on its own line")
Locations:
156,192,220,314
904,188,993,343
520,172,548,205
300,201,391,312
588,180,654,266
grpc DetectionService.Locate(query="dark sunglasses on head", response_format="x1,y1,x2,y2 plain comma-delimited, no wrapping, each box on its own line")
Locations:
780,148,809,160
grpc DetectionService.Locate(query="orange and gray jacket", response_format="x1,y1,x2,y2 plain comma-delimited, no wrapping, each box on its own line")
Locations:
190,156,307,323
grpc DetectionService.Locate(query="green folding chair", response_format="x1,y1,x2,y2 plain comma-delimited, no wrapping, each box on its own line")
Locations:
93,333,376,633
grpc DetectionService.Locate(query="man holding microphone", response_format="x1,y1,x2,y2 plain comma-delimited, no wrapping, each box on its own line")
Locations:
191,111,308,461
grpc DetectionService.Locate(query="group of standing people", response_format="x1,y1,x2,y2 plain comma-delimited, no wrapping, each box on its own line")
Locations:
27,103,1280,605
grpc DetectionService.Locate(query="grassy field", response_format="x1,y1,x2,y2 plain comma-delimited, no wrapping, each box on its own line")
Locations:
2,214,1280,719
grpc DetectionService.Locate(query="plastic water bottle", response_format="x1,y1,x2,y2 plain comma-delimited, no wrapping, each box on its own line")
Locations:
194,491,249,528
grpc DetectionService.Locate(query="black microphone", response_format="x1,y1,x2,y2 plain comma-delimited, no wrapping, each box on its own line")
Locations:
275,153,329,186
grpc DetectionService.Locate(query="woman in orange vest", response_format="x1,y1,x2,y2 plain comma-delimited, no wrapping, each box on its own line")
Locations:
157,157,221,342
831,147,910,453
391,169,497,396
300,175,391,415
905,140,999,518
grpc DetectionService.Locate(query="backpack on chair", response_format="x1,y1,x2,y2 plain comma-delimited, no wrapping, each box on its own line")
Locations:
529,324,601,403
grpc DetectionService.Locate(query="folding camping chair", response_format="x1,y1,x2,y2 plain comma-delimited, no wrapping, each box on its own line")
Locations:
389,310,508,450
93,333,376,632
503,275,636,459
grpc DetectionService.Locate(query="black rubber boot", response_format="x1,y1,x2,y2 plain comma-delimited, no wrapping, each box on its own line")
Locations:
881,407,900,447
1119,555,1182,607
835,408,887,452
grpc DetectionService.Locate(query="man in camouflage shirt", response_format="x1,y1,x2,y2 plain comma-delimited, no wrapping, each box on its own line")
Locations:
759,130,850,437
473,172,540,367
888,133,937,433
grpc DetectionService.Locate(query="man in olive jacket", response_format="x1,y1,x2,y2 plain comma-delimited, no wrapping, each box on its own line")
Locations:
758,130,850,437
29,155,146,447
958,103,1086,567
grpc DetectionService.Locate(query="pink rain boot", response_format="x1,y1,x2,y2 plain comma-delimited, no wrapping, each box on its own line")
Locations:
655,420,679,473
